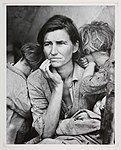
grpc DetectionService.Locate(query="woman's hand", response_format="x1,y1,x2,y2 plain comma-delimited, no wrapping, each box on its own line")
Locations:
40,59,63,88
39,59,63,138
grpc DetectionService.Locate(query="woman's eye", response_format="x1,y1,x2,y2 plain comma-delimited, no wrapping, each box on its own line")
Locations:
44,42,51,46
57,41,66,45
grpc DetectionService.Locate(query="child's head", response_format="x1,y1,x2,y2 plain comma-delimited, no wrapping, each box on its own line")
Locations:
79,21,114,56
21,43,44,71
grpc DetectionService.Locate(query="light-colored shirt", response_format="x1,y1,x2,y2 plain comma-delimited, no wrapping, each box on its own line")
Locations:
27,63,103,136
7,63,31,117
7,63,31,143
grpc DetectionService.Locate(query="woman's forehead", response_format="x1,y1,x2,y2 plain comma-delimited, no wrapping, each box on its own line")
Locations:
44,29,70,41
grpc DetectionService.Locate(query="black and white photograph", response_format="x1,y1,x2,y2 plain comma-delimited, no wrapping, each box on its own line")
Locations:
1,0,121,149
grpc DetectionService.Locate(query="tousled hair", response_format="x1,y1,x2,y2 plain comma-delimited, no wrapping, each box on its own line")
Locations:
79,21,114,55
21,43,44,70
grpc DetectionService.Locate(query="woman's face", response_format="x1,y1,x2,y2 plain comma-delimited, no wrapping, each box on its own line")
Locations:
43,29,78,68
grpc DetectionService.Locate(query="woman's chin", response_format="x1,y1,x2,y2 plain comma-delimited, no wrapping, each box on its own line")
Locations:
51,64,60,68
51,62,61,68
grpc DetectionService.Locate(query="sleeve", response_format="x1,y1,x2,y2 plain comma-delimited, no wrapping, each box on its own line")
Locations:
7,96,31,119
6,107,25,144
27,74,49,136
80,68,109,95
7,82,31,119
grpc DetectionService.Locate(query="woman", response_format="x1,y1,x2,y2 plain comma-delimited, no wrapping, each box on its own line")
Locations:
7,43,43,144
27,15,103,144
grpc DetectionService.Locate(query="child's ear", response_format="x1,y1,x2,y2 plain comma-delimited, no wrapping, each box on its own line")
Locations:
73,41,79,53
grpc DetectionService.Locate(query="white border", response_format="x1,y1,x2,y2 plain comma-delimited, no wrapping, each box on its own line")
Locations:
0,0,121,150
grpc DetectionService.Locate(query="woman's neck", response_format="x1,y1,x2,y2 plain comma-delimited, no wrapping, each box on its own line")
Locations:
56,60,74,81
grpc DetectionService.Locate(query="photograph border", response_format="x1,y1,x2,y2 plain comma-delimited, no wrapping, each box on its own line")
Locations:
0,0,121,150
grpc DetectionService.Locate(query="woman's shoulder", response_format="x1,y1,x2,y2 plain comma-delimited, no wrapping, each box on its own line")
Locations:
74,62,84,74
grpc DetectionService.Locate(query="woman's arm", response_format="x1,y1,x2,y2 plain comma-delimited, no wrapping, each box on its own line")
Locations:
28,59,63,139
42,84,63,138
40,59,64,138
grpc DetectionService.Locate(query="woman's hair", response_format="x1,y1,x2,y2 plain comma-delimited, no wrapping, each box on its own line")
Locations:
37,15,83,61
79,21,114,55
21,43,44,70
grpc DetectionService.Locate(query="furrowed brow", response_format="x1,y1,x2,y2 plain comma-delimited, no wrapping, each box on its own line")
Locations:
56,40,67,44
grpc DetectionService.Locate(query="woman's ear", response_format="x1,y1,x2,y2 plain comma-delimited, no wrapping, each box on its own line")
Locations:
73,41,79,53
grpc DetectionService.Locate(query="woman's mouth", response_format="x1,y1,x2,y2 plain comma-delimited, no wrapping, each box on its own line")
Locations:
50,58,61,61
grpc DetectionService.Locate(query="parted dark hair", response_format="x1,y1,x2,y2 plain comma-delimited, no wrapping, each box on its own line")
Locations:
21,43,44,70
37,15,83,61
79,21,114,55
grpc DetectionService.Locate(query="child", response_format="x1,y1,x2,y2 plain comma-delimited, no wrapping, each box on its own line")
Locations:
79,21,114,115
7,43,43,143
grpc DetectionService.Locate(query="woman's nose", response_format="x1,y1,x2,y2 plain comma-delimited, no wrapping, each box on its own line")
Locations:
51,43,58,55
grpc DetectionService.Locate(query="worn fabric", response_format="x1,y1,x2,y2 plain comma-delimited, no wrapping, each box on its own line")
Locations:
80,59,114,114
39,132,101,144
56,109,101,135
101,59,115,144
80,59,113,96
80,58,115,144
26,109,101,144
27,62,105,144
7,63,32,143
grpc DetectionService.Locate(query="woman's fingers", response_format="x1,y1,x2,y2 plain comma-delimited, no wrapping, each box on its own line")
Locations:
39,59,48,69
45,63,53,78
39,59,51,78
40,59,55,79
40,59,50,70
40,59,50,71
39,59,63,86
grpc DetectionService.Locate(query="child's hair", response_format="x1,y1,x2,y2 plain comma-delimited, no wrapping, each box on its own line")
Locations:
79,21,114,55
21,43,44,70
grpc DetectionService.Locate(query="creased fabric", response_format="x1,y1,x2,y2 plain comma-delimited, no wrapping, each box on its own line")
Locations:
80,59,113,96
7,63,32,143
7,63,31,118
27,63,105,144
56,109,101,136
